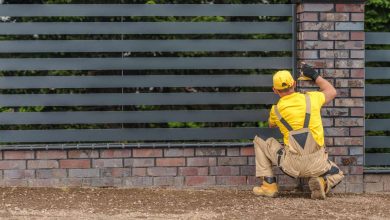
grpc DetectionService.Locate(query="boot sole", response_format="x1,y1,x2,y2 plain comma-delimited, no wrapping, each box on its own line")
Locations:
308,178,326,200
252,190,278,198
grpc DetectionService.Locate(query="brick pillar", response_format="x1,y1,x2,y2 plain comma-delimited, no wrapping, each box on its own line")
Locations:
296,3,365,193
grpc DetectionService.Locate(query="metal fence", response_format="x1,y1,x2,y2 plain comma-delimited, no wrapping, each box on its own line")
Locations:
0,4,295,147
365,32,390,170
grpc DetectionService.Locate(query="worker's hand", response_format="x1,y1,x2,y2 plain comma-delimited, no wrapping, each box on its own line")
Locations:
301,63,320,81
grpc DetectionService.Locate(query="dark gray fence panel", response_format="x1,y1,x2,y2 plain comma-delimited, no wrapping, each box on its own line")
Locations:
0,4,293,17
365,153,390,166
366,50,390,62
0,92,278,107
365,136,390,149
0,127,281,143
366,101,390,113
366,119,390,131
366,67,390,79
366,32,390,44
0,57,291,71
0,110,269,124
0,22,293,35
0,75,273,89
0,40,292,53
365,85,390,96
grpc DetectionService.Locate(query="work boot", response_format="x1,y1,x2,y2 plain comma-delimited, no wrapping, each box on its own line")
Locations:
308,177,327,200
253,177,278,198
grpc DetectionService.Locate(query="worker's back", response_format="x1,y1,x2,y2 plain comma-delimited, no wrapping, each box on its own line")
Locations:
269,91,326,147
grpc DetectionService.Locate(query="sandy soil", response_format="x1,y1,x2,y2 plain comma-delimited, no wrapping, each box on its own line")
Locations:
0,187,388,220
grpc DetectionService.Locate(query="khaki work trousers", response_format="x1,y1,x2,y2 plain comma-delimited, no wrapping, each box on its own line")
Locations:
253,136,344,189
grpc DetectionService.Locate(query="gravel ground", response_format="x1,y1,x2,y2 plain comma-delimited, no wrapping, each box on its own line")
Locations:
0,187,389,219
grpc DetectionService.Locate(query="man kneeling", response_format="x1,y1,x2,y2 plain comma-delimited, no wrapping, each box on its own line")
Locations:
253,65,344,200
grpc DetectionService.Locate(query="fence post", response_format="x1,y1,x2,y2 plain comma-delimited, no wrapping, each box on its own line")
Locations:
296,1,365,193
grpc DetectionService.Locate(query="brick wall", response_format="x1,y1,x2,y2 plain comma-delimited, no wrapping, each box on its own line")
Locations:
297,3,365,193
0,148,261,188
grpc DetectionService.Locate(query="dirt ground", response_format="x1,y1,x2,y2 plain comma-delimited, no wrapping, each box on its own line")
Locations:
0,188,389,220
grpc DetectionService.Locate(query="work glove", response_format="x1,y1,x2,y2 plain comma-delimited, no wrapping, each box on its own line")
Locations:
301,63,320,81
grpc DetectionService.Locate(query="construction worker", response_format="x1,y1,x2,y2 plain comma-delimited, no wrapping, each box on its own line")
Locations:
253,64,344,199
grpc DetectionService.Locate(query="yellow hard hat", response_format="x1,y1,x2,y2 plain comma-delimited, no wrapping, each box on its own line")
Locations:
273,70,294,90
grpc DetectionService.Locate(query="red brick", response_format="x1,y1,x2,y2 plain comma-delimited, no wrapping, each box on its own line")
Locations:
335,118,363,126
60,159,90,169
298,32,318,40
350,69,364,78
68,150,99,158
36,169,67,179
323,69,349,78
319,13,349,21
100,149,131,158
132,168,146,176
327,147,348,155
123,177,153,186
185,176,216,187
133,149,162,158
36,150,67,159
187,157,216,167
301,22,334,31
216,176,246,186
300,41,333,50
351,32,365,40
240,147,254,156
156,158,185,167
195,148,225,156
68,169,99,178
320,32,349,40
336,4,364,13
124,158,154,167
335,98,363,107
298,50,318,59
92,159,122,168
164,148,194,157
218,157,247,166
351,108,364,116
3,170,35,179
299,12,318,21
322,118,333,127
302,4,334,12
28,160,58,169
351,88,364,97
336,88,349,97
153,177,184,187
0,160,26,170
240,166,256,176
247,176,261,185
324,128,349,136
298,59,334,68
335,79,364,88
334,137,363,146
60,178,83,187
91,178,122,187
320,50,349,58
227,148,240,156
335,41,364,50
351,50,364,59
178,167,208,176
325,137,333,146
3,151,34,160
350,166,363,175
28,179,60,187
350,127,364,136
147,167,177,176
101,168,131,178
210,166,240,176
0,179,28,187
321,108,348,117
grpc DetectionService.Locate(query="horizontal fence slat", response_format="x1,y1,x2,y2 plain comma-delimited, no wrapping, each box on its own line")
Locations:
366,32,390,45
0,127,281,143
366,119,390,131
366,101,390,114
366,50,390,62
365,153,390,166
0,110,269,124
366,67,390,79
365,136,390,149
0,22,293,35
0,57,292,71
0,75,273,89
365,84,390,97
0,40,292,53
0,4,293,17
0,92,278,107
